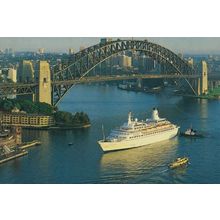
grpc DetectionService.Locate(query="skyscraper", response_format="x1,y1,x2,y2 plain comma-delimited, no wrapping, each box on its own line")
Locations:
7,68,17,83
80,46,85,51
18,60,35,83
188,57,194,67
69,48,74,55
38,48,45,54
119,55,132,68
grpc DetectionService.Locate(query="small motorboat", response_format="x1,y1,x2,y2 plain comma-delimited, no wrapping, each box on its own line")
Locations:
0,131,9,138
169,157,189,169
180,127,204,138
68,142,73,146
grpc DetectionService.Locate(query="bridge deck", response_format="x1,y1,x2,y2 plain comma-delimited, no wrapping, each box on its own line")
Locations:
1,73,219,97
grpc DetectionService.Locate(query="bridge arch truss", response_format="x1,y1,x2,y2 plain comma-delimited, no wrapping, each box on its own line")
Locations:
52,39,197,105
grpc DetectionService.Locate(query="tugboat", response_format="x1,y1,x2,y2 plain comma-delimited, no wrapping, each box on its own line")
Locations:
180,126,204,138
169,157,189,169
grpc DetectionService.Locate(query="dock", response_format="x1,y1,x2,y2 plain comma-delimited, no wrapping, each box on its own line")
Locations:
0,151,28,165
20,140,41,150
0,140,41,165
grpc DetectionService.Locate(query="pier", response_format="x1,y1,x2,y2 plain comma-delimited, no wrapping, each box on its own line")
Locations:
0,151,28,165
0,140,41,165
20,140,41,150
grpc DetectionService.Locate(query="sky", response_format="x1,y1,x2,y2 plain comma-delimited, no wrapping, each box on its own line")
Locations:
0,37,220,54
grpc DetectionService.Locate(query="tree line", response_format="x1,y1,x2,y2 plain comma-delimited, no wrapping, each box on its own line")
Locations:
0,99,90,126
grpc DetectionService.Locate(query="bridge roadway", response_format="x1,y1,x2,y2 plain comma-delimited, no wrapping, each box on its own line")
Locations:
1,73,200,89
52,73,200,86
1,73,220,97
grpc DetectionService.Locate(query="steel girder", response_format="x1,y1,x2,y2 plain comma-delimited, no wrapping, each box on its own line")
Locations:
52,39,197,106
0,83,37,97
0,40,197,105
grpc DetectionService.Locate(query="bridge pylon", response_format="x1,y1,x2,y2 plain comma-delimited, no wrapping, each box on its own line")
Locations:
37,61,52,105
197,78,201,96
201,60,208,95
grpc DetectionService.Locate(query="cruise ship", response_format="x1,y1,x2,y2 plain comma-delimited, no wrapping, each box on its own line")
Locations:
98,108,179,152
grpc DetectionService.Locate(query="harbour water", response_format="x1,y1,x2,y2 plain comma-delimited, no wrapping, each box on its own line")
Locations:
0,84,220,183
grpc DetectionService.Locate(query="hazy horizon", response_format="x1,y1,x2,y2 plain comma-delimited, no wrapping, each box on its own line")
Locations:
1,37,220,55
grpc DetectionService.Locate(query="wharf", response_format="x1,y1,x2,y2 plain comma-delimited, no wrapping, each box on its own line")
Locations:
20,140,41,150
0,151,28,165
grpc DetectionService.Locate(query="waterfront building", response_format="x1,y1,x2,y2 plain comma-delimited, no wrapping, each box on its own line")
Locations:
0,112,55,128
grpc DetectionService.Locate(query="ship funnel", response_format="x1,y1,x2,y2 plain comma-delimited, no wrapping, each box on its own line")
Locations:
152,108,160,121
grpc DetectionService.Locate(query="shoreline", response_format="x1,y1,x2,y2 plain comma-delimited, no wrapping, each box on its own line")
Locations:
22,123,91,130
49,123,91,130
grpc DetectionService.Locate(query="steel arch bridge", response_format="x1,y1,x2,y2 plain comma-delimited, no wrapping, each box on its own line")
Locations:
52,39,197,106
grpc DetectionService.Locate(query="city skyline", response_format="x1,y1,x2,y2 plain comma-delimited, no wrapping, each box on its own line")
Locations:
1,37,220,54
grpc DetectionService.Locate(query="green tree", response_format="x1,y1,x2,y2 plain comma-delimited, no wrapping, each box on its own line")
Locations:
3,100,13,111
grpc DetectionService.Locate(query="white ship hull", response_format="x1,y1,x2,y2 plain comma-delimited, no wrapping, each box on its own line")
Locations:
98,127,179,152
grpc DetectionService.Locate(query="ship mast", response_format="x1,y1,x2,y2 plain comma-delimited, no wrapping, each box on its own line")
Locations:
128,112,132,125
102,124,106,141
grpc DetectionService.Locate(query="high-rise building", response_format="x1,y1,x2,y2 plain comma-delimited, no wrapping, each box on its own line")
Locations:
125,56,132,67
119,55,132,68
6,68,17,99
80,46,85,51
18,60,35,83
138,55,155,72
145,57,155,71
7,68,17,82
188,57,194,67
132,52,139,68
38,48,45,54
178,53,183,59
8,48,13,55
69,48,74,55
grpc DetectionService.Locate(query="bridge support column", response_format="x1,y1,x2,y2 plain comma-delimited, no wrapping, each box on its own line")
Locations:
201,61,208,95
197,78,201,96
38,61,52,105
137,78,142,88
209,81,214,91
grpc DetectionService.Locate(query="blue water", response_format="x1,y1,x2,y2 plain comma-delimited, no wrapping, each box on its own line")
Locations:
0,85,220,183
